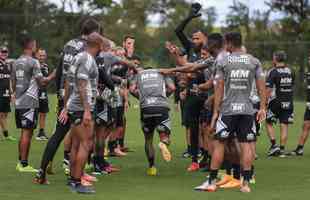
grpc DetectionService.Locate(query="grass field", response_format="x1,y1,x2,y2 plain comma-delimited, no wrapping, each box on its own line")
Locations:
0,95,310,200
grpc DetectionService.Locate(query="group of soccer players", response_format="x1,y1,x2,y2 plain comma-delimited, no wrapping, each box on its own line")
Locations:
1,3,310,195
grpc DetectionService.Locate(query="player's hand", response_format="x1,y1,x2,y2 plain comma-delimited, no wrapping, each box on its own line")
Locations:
210,111,219,131
10,93,16,104
257,109,266,123
188,3,202,19
58,108,68,124
82,110,92,127
124,101,129,112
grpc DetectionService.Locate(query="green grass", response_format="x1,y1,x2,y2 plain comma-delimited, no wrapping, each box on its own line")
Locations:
1,95,310,200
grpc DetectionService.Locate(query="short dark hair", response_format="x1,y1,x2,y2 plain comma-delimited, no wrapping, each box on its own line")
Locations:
130,55,141,61
123,35,135,42
20,35,35,49
81,18,100,35
207,33,223,50
225,32,242,47
274,51,287,62
192,29,208,37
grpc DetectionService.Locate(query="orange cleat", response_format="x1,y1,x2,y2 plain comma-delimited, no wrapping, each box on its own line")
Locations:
216,174,233,186
187,162,200,172
219,178,241,189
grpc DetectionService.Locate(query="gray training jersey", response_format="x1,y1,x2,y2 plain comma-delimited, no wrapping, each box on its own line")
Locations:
215,52,264,116
12,55,43,109
67,52,98,112
134,69,173,109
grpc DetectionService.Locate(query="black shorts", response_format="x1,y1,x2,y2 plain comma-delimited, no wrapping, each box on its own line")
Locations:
15,108,39,129
141,107,171,135
183,96,205,127
115,106,125,127
0,97,11,113
95,100,114,127
266,101,294,124
68,111,95,126
304,108,310,121
215,114,256,143
39,99,49,113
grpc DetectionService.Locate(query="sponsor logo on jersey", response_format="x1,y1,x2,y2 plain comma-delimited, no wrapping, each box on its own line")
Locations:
230,69,250,78
228,55,250,64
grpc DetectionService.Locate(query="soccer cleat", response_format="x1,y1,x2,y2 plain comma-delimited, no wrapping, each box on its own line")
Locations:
267,145,280,157
290,149,304,156
240,184,251,193
36,133,48,141
279,150,289,158
46,162,55,175
4,135,17,141
249,176,256,184
158,142,172,162
81,179,93,186
16,163,38,173
114,148,127,156
147,167,157,176
216,174,233,186
187,162,200,172
82,173,98,183
63,159,70,175
182,151,191,158
219,179,241,188
33,170,50,185
71,183,95,194
194,180,217,192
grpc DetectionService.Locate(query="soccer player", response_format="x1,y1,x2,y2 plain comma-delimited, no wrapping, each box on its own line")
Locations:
291,70,310,156
35,48,50,141
34,18,100,184
265,51,294,157
195,32,266,193
162,44,215,172
12,36,54,172
175,3,208,164
129,68,176,176
0,46,16,141
66,32,104,194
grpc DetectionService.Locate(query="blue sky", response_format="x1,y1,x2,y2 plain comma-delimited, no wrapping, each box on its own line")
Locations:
50,0,279,26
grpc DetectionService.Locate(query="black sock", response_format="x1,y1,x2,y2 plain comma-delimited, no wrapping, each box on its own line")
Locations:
119,138,124,147
40,128,44,133
64,150,70,161
70,176,81,184
297,145,304,150
108,141,117,152
232,164,241,180
3,130,8,137
223,160,232,175
242,170,252,183
280,145,285,151
187,145,191,153
148,157,155,167
209,169,218,184
271,139,276,146
20,160,28,167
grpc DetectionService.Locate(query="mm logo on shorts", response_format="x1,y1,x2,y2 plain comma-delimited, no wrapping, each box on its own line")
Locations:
247,133,255,141
231,103,245,112
220,130,229,139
